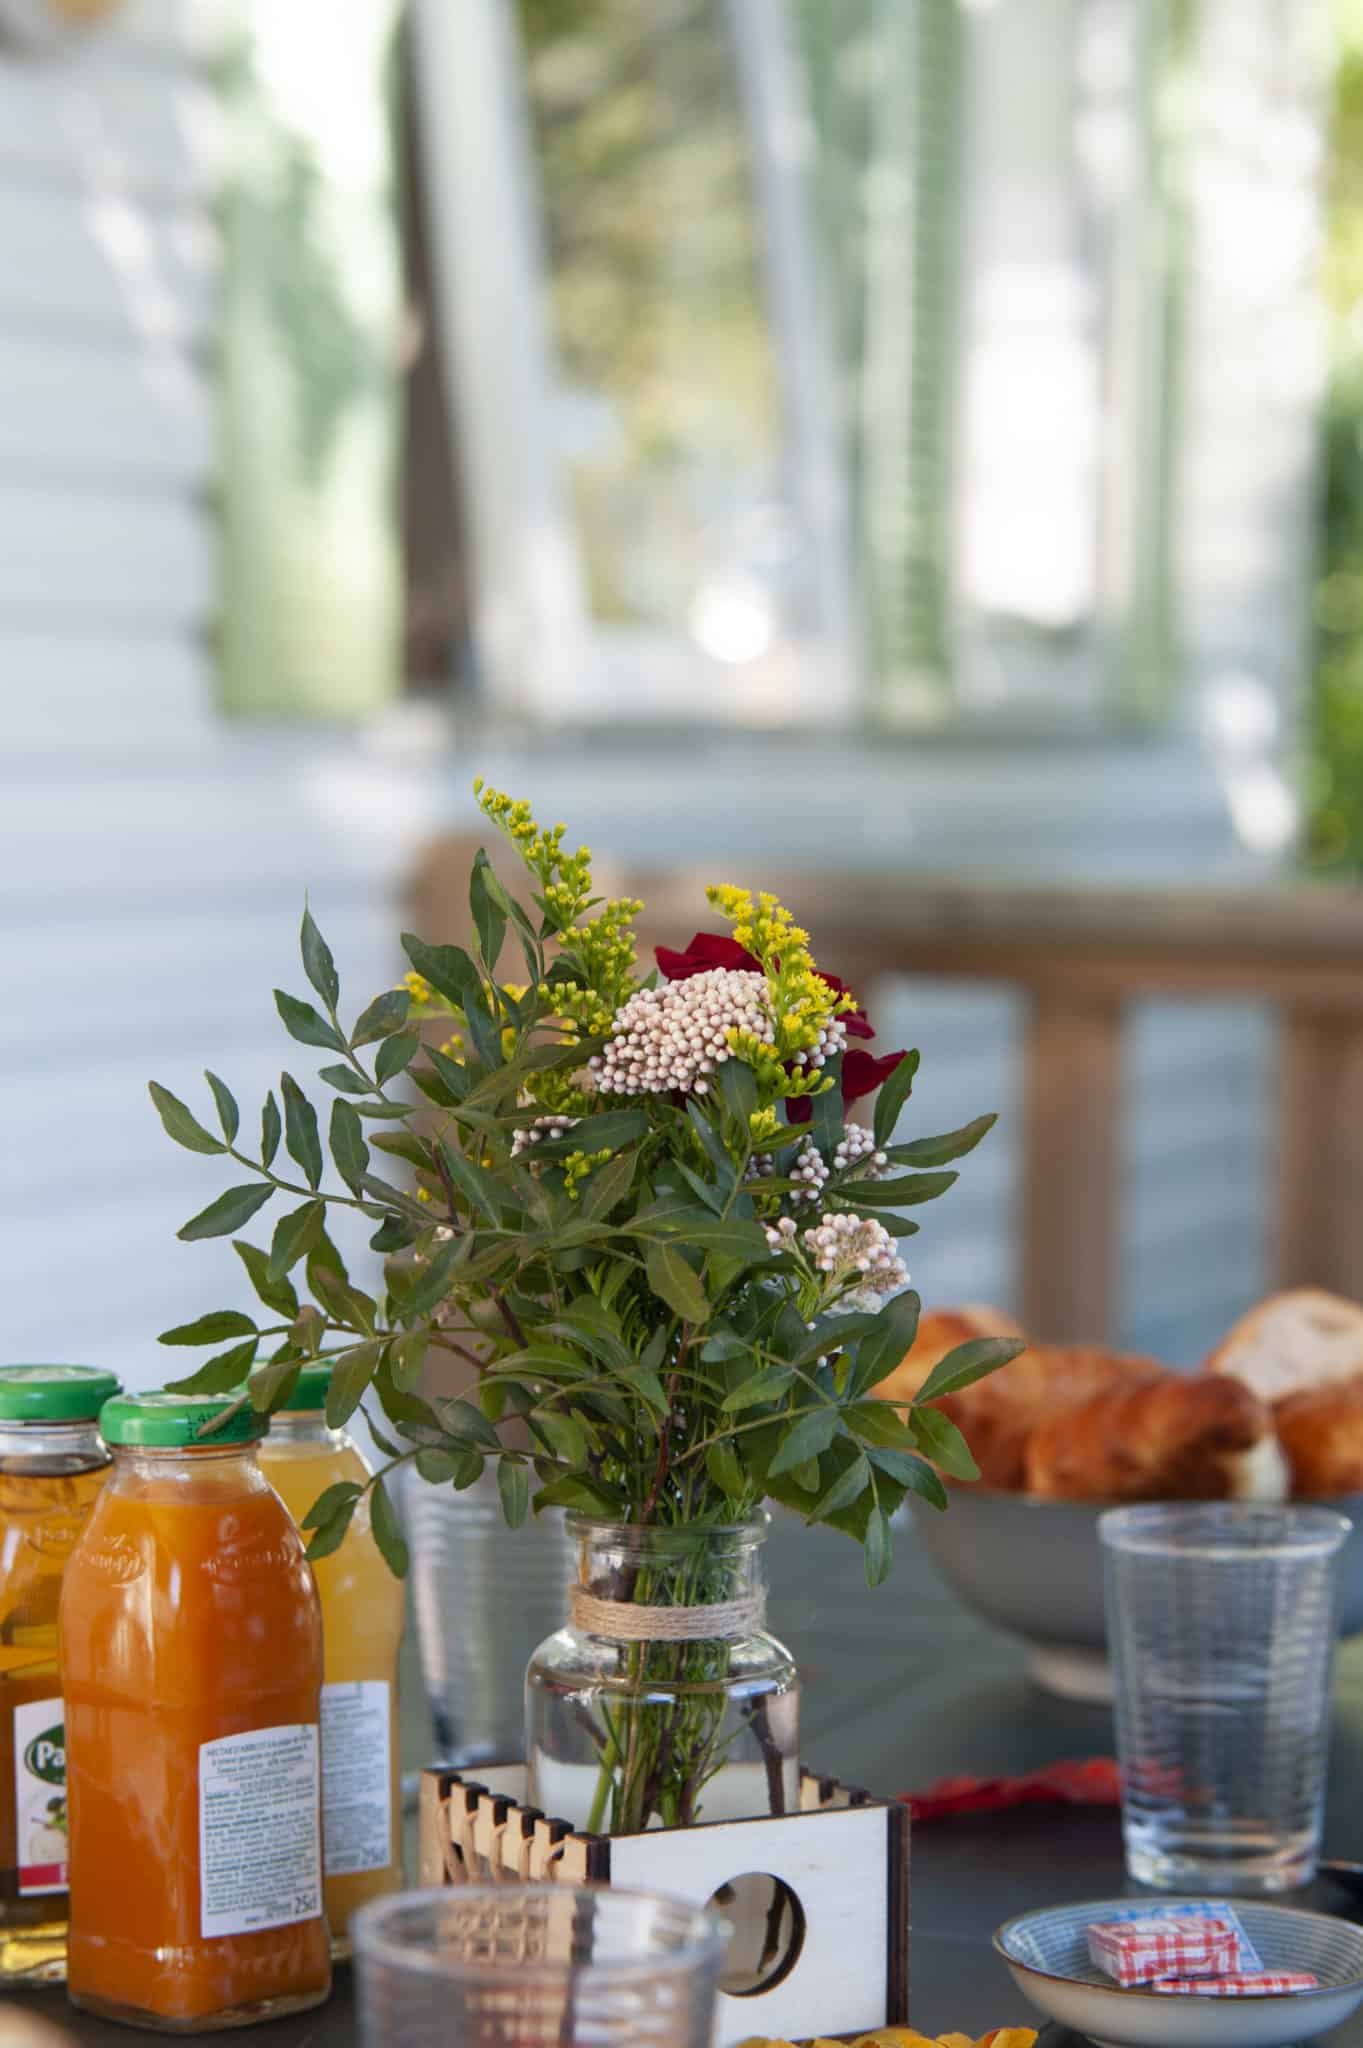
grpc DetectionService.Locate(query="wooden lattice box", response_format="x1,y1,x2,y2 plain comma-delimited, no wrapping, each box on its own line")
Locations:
418,1764,910,2048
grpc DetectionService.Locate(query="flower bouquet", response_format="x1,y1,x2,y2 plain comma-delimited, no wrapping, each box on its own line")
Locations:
151,786,1018,1831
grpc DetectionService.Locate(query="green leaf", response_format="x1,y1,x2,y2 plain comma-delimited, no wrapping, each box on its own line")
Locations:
371,1213,418,1254
644,1240,711,1325
706,1440,746,1497
159,1310,257,1347
390,1330,430,1390
320,1065,372,1099
274,989,344,1052
470,849,508,972
420,1045,472,1107
810,1451,870,1520
268,1198,326,1278
400,934,481,1011
768,1406,840,1477
178,1182,273,1242
248,1357,304,1412
532,1474,622,1517
371,1131,433,1172
837,1171,958,1208
886,1111,997,1168
497,1458,530,1529
578,1150,635,1222
866,1446,949,1510
306,1497,360,1564
396,1236,464,1318
437,1140,502,1225
914,1335,1027,1406
149,1081,225,1156
700,1326,750,1364
233,1239,299,1320
864,1504,892,1586
845,1399,919,1450
164,1338,258,1395
439,1397,502,1450
301,1479,362,1529
329,1098,370,1197
325,1341,384,1427
535,1408,590,1466
717,1056,758,1124
369,1479,408,1577
722,1367,793,1413
415,1447,470,1484
261,1090,282,1168
281,1072,323,1190
911,1405,980,1481
300,906,340,1011
872,1049,920,1148
352,988,412,1047
204,1072,240,1146
847,1289,921,1398
375,1031,420,1086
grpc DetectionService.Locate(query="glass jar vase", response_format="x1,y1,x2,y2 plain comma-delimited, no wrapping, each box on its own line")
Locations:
525,1516,798,1834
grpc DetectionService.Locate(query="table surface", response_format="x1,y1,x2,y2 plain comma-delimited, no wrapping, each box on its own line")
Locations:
16,1511,1363,2045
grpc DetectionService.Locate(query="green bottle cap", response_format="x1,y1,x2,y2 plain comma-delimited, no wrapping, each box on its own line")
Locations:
98,1391,267,1449
0,1365,122,1423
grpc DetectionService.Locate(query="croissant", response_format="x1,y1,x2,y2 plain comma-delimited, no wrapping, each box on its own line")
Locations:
938,1343,1157,1490
1274,1375,1363,1497
1024,1371,1287,1502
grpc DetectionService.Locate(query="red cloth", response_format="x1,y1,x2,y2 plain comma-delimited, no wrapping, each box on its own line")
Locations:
900,1756,1121,1821
1152,1973,1319,1996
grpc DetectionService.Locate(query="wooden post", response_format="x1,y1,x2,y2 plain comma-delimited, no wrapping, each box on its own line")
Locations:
1278,1013,1363,1300
1022,994,1124,1343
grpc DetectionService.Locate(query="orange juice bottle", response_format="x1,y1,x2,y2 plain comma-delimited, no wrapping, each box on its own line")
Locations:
59,1393,331,2031
0,1364,118,1986
258,1367,404,1953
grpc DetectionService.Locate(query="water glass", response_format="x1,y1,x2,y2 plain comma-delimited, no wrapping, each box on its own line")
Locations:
353,1886,724,2048
1101,1503,1350,1893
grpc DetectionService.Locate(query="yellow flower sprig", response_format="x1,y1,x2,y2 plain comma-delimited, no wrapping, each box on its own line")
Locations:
706,884,856,1106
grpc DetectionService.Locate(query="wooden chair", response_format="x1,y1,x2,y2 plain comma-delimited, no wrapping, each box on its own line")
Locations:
408,833,1363,1344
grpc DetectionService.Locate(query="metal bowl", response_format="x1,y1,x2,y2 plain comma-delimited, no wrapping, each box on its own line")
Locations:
912,1488,1363,1701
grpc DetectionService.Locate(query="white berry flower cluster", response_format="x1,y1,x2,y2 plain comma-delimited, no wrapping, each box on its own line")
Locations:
591,968,773,1097
789,1141,829,1205
832,1123,889,1178
511,1112,578,1158
803,1211,909,1312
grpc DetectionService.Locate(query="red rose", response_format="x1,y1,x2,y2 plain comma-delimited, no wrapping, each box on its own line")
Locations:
813,969,874,1041
655,933,761,979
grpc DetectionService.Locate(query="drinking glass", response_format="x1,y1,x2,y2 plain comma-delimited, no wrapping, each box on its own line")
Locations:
353,1886,724,2048
1101,1503,1350,1893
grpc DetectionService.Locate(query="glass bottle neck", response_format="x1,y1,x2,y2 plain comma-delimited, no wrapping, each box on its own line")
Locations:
0,1418,108,1471
111,1444,263,1480
572,1517,768,1609
265,1412,349,1451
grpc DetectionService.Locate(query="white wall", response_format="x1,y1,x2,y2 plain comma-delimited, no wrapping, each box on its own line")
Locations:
0,0,442,1385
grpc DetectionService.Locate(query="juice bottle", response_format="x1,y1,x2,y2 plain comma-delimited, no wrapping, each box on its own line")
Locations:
0,1364,118,1985
258,1367,404,1953
59,1393,331,2031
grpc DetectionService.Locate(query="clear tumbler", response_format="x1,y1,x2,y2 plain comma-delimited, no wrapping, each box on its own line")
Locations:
353,1887,724,2048
1101,1503,1350,1893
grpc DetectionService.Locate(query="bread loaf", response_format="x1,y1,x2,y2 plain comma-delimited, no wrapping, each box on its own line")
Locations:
1204,1289,1363,1404
938,1344,1158,1490
1274,1376,1363,1496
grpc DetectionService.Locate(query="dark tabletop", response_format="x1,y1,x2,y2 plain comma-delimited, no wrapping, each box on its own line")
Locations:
17,1512,1363,2045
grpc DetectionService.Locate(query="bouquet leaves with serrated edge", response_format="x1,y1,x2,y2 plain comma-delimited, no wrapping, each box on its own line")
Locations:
150,786,1019,1594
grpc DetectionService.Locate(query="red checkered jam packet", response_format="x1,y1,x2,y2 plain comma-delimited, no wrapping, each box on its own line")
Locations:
1087,1916,1241,1987
1151,1972,1320,1997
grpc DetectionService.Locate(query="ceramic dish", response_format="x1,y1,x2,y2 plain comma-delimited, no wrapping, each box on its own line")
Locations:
995,1896,1363,2048
913,1488,1363,1701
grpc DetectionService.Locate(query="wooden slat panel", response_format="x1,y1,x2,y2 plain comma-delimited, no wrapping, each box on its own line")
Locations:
0,630,216,750
0,333,213,484
0,482,212,620
0,61,220,199
1021,996,1124,1342
0,180,216,344
1278,1015,1363,1300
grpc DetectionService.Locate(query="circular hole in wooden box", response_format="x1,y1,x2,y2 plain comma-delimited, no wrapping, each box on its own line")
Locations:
706,1872,806,1996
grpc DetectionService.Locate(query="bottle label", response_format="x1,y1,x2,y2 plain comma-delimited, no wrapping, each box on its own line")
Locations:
199,1724,322,1939
13,1696,67,1896
320,1681,392,1877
